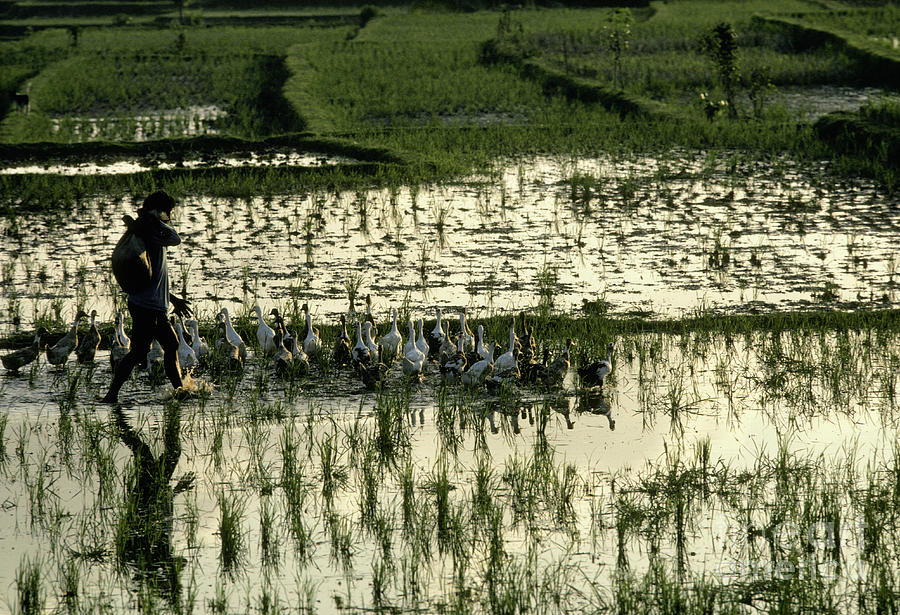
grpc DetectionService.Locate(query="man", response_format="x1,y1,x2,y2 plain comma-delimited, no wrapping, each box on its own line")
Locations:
100,190,193,404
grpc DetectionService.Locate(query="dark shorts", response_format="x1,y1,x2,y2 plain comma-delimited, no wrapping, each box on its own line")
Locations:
128,301,178,354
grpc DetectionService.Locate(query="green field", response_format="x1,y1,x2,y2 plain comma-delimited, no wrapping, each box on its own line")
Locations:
1,0,898,192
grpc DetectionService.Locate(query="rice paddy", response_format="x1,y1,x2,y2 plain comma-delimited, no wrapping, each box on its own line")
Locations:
2,0,900,613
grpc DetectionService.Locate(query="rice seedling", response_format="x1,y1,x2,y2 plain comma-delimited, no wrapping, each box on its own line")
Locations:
217,490,246,577
15,555,44,615
327,511,355,573
0,412,8,472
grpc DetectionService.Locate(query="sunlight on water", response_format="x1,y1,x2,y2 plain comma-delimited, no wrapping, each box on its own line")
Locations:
1,152,897,336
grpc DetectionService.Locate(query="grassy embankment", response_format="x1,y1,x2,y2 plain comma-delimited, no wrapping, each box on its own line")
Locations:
2,1,899,212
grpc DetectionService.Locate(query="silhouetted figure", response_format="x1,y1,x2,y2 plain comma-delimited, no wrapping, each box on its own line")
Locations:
113,404,190,610
100,191,193,403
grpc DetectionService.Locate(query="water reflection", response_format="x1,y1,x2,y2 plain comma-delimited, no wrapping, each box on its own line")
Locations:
3,154,899,336
485,390,615,435
113,404,188,611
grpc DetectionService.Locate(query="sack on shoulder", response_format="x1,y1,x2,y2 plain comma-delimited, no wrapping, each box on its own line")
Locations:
112,215,153,294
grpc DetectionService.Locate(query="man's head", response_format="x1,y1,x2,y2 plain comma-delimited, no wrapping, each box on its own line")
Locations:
139,190,176,222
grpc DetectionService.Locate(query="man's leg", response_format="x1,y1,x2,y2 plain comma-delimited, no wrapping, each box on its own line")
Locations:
152,313,184,391
100,304,153,403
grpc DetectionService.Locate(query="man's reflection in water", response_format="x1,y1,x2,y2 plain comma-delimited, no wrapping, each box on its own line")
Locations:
113,403,189,611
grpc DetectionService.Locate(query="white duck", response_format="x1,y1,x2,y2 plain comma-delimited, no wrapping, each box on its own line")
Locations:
459,310,475,353
114,311,130,347
352,321,370,368
252,304,276,355
403,318,418,358
379,308,402,363
146,339,165,384
216,320,244,372
219,307,247,361
110,311,130,373
46,310,88,365
401,341,426,378
363,321,380,364
493,322,519,379
364,294,378,338
438,322,454,361
186,318,209,360
475,324,493,362
174,317,198,376
302,304,322,359
428,308,444,356
462,341,496,386
415,318,430,358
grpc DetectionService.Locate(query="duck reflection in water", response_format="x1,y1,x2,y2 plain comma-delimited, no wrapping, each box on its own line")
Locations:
113,403,192,610
576,390,615,430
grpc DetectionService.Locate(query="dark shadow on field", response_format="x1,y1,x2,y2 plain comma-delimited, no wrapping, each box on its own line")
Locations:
113,403,189,612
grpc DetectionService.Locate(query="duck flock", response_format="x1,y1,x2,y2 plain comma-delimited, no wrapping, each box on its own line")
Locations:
1,298,615,397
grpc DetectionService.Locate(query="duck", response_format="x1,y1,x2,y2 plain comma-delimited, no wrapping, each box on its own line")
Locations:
110,312,130,373
252,304,276,355
46,310,88,365
518,311,536,365
542,338,575,387
475,324,493,362
428,308,444,357
334,314,352,366
113,310,130,348
360,344,389,390
521,347,550,384
439,333,467,383
186,318,209,361
363,321,380,364
2,328,44,372
216,320,244,372
364,294,378,338
219,307,247,361
284,328,310,376
352,321,370,369
302,304,323,359
145,339,165,385
438,321,456,364
402,318,418,358
379,308,402,363
272,321,293,378
75,309,101,363
462,341,496,387
400,342,426,379
493,322,520,380
173,317,198,376
578,341,614,389
459,309,475,353
415,318,430,358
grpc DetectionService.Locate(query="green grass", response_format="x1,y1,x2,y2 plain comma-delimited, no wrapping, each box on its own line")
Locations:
2,1,899,201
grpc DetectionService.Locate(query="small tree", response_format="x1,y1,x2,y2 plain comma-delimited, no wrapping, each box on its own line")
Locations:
603,9,632,91
700,22,739,117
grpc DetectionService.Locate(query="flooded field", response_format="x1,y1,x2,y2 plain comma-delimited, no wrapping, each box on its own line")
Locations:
2,322,899,613
2,152,900,613
2,152,899,338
